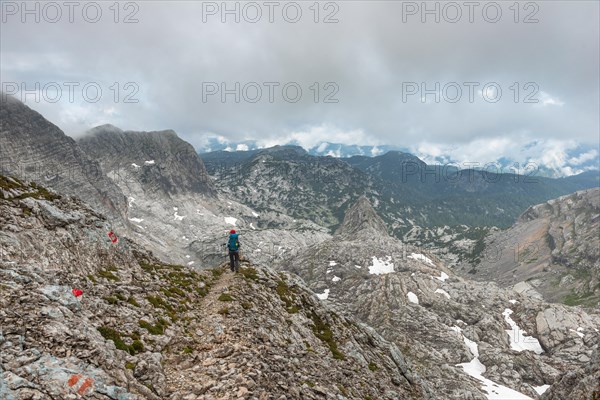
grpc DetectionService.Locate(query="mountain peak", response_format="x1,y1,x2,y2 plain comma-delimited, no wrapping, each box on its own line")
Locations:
336,196,389,237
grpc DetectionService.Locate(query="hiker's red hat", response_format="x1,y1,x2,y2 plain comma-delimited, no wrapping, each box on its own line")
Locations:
230,229,236,234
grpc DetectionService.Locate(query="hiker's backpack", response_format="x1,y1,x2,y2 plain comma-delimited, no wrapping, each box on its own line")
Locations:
228,233,240,251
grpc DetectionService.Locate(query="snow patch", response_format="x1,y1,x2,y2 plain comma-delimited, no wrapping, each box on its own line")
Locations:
502,309,544,354
435,272,449,282
533,385,550,395
174,212,185,221
509,299,518,304
329,261,337,266
316,289,330,300
435,289,451,299
454,328,534,400
354,265,362,269
368,256,394,275
131,163,141,169
250,223,255,230
187,261,195,266
408,253,434,266
252,211,259,217
129,217,144,223
144,160,155,165
332,276,341,282
326,269,333,274
128,197,135,207
224,217,237,226
407,291,419,304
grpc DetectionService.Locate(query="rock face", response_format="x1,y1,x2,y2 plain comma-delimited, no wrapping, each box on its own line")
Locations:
76,129,330,268
0,95,128,223
335,195,389,238
280,197,600,400
78,125,215,197
0,176,429,399
462,188,600,307
542,340,600,400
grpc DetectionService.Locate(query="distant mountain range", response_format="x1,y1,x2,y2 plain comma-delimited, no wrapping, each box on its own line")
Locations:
198,137,599,178
201,145,599,234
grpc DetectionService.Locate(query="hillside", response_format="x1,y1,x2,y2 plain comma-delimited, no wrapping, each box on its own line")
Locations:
0,175,429,399
202,147,599,237
280,197,600,400
0,95,128,222
461,188,600,307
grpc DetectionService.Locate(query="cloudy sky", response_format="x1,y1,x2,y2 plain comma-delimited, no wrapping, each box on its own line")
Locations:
1,1,599,173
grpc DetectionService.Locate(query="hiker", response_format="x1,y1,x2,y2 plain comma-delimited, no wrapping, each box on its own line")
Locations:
226,229,240,272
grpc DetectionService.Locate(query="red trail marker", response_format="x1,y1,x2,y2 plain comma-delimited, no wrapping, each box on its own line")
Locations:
108,231,118,244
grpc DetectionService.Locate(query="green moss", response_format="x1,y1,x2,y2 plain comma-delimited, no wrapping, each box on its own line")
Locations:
183,346,193,354
368,362,378,372
131,340,144,353
103,296,119,305
115,293,127,301
218,293,234,302
98,269,120,282
302,380,315,388
97,326,143,355
241,302,252,310
127,296,140,307
139,319,168,335
161,286,186,298
86,274,97,284
125,362,136,370
146,295,174,311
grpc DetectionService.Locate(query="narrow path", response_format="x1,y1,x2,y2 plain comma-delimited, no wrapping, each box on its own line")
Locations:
163,263,258,400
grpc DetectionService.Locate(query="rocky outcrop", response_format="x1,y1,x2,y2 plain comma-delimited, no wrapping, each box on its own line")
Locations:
541,340,600,400
0,95,128,223
0,176,428,399
336,195,389,237
78,125,215,197
280,197,600,399
462,188,600,307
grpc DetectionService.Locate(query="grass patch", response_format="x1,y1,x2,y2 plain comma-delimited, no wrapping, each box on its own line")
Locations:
276,280,300,314
183,346,193,354
139,319,169,335
127,296,140,307
97,326,143,355
218,307,230,316
562,291,597,307
98,269,120,282
308,311,345,360
368,362,378,372
125,362,136,370
103,296,119,305
146,295,174,311
161,286,186,298
240,267,258,281
86,274,97,284
241,302,252,310
211,268,224,278
218,292,234,302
